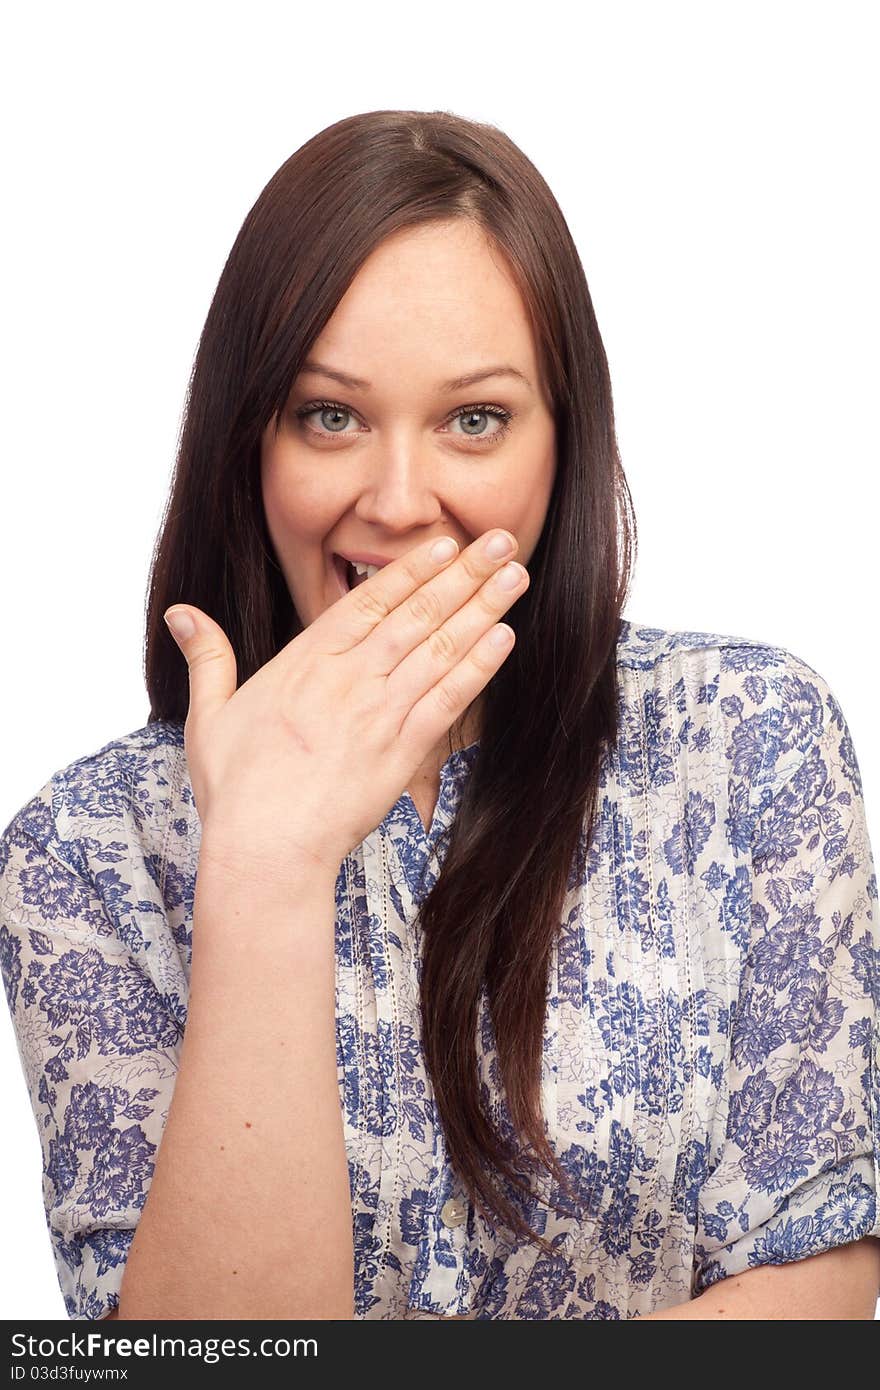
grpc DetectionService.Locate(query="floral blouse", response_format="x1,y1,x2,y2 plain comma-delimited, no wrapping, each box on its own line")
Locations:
1,618,878,1320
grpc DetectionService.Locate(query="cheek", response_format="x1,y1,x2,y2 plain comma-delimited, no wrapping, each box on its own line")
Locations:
260,448,288,535
261,470,297,559
261,454,336,549
517,442,557,540
480,456,555,551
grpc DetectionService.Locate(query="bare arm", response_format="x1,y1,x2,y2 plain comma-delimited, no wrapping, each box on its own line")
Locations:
116,838,352,1319
130,527,523,1320
637,1239,880,1319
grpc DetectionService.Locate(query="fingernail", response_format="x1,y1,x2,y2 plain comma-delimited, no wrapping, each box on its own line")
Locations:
497,562,525,590
485,531,514,559
431,537,459,563
164,609,195,641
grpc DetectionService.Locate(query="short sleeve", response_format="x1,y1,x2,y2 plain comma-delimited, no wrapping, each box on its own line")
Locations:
0,782,182,1320
693,662,880,1298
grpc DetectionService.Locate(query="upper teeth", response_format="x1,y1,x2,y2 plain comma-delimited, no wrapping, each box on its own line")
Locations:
352,561,380,578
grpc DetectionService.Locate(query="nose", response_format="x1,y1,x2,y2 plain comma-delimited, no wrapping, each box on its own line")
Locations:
350,448,448,534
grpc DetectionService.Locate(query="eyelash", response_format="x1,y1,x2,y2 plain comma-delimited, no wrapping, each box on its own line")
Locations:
293,398,515,447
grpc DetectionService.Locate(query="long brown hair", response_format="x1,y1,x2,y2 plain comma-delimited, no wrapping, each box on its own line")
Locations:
144,109,637,1256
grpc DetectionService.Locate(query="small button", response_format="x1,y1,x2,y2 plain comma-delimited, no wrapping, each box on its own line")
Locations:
440,1197,468,1228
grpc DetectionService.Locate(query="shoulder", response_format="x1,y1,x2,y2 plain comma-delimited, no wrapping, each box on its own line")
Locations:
0,720,192,959
615,617,849,815
0,721,194,1019
616,614,819,679
2,718,188,855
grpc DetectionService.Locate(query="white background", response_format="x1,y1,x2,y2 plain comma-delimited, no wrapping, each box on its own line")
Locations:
2,0,877,1320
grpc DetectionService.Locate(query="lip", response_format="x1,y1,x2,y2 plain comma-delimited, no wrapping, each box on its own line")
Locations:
331,550,397,599
337,550,396,568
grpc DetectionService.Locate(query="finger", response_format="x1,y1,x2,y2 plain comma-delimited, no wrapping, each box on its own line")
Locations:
163,606,238,721
353,529,520,675
401,620,516,754
387,554,529,718
312,533,464,652
313,530,516,662
372,529,522,677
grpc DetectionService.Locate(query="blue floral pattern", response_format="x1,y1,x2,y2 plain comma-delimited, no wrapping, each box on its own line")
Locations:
1,618,878,1319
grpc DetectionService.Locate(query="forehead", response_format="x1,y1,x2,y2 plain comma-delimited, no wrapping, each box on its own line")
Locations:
308,221,539,388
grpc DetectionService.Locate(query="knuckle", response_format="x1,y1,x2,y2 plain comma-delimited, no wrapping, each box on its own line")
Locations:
400,553,422,586
477,585,503,619
188,647,225,673
426,624,457,664
459,549,485,584
469,640,494,674
433,677,462,716
352,585,391,621
407,585,443,628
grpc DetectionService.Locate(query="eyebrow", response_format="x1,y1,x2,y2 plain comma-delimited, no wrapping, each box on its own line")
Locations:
299,359,533,394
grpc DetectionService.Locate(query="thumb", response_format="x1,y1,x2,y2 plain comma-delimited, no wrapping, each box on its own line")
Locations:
163,606,238,719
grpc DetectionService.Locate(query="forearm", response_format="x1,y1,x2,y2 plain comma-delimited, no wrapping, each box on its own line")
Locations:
118,842,352,1319
638,1279,766,1318
637,1294,734,1319
637,1241,880,1319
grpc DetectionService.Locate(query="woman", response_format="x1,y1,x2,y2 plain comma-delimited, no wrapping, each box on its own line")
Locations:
1,109,878,1321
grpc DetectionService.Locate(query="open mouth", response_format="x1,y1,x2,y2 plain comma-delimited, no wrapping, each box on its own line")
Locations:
332,554,371,597
332,553,350,597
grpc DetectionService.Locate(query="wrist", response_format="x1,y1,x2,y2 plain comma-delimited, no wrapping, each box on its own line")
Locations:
197,821,342,893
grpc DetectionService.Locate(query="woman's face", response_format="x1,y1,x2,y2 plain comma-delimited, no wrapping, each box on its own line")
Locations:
260,218,556,630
